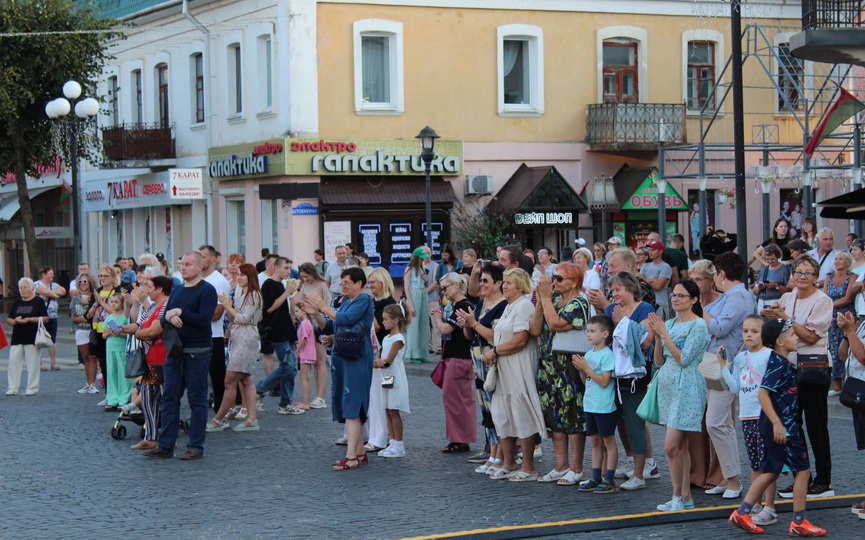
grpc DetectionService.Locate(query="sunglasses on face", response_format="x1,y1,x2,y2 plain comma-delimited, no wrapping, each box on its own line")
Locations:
552,275,566,283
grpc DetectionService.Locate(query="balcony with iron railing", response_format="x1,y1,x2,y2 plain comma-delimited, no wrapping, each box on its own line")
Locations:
790,0,865,66
101,123,176,167
585,103,686,153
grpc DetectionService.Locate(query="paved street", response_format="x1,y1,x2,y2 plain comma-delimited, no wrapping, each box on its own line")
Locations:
2,319,864,539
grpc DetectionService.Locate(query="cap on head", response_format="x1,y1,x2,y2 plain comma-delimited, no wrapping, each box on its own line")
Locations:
412,247,430,259
607,237,623,245
647,241,665,251
762,318,793,348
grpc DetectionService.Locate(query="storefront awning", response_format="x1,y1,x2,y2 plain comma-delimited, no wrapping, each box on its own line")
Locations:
0,187,53,222
486,164,588,213
320,176,456,206
817,187,865,219
614,165,688,211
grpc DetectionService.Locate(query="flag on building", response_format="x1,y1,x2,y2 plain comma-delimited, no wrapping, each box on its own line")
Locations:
804,84,865,157
60,178,72,212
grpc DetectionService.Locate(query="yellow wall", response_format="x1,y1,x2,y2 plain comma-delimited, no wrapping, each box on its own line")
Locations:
317,3,815,145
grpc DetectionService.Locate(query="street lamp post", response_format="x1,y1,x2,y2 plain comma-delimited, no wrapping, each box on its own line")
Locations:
415,126,440,249
697,176,708,252
46,80,99,268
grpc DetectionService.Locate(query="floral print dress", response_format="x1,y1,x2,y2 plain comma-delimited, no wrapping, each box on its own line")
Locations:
536,294,590,434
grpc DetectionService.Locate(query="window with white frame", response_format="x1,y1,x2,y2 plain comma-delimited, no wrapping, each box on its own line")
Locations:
227,43,242,116
108,75,119,125
686,41,715,111
603,40,639,103
497,24,544,115
131,69,143,124
191,53,205,123
155,63,169,126
777,43,805,113
257,35,274,111
353,19,404,114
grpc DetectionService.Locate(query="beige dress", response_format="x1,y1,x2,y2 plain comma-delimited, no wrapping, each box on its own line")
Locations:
490,296,545,439
227,291,262,374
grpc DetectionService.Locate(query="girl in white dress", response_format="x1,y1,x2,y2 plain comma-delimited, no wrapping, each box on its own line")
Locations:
375,304,410,458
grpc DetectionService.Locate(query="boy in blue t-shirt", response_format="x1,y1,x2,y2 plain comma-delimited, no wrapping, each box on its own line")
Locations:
728,319,826,537
571,314,618,494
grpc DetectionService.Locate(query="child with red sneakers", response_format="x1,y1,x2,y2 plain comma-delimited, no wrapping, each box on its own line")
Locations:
728,319,826,537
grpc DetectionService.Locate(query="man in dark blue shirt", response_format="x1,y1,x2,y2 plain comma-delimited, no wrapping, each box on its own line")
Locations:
144,251,217,461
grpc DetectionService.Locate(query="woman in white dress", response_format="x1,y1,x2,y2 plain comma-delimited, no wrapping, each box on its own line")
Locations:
482,268,545,482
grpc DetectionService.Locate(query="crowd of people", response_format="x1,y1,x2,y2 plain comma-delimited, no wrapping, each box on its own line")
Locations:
4,224,865,535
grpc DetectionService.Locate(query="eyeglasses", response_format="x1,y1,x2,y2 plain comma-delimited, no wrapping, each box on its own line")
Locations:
793,270,817,278
98,274,111,278
479,278,491,284
552,275,566,283
670,293,692,300
77,280,88,284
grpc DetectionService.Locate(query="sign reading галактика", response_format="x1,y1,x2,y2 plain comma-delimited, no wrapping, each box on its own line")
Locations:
285,139,463,176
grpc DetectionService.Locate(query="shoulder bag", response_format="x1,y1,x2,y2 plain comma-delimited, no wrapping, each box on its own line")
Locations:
636,373,661,425
797,354,831,386
430,360,446,388
125,345,148,378
840,356,865,412
551,298,590,356
483,363,498,393
35,318,53,349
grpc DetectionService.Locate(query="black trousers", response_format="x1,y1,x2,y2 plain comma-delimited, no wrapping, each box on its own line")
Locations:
209,337,226,413
796,382,832,487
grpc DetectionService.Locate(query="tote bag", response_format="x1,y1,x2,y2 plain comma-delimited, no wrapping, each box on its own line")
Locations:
35,319,53,349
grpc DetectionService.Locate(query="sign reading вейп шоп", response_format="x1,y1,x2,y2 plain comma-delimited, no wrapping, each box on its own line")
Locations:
285,139,463,176
514,212,574,225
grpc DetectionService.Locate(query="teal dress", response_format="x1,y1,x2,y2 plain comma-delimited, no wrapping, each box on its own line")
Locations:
331,293,374,423
656,317,710,432
404,268,429,363
104,314,132,407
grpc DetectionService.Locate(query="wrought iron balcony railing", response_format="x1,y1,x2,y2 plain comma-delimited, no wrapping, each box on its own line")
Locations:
102,123,175,161
802,0,863,29
586,103,686,147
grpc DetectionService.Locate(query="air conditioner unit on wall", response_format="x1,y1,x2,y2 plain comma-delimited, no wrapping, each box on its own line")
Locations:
465,174,493,195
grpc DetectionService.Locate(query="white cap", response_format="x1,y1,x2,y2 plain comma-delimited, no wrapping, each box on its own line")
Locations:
607,236,623,244
574,237,586,246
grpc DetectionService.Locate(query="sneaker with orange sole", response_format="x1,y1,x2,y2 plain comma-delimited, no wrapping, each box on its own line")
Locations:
788,519,826,537
728,510,764,534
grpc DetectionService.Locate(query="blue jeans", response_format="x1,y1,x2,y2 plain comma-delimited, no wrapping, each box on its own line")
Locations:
159,350,211,453
255,341,297,407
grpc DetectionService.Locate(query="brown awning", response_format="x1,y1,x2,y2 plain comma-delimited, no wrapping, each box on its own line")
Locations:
611,164,656,209
320,176,456,206
486,163,588,213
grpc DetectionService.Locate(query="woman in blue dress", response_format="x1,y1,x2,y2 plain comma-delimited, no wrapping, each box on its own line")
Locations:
310,267,374,471
644,279,711,512
404,248,430,363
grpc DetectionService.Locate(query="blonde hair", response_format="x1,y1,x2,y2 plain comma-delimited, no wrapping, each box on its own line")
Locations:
503,268,532,294
440,272,467,295
690,259,716,277
368,267,395,298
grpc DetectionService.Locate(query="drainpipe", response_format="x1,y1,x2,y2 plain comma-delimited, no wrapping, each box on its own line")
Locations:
183,0,214,245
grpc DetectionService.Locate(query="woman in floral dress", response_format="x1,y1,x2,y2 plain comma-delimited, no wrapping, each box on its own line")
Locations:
823,252,856,395
530,262,591,485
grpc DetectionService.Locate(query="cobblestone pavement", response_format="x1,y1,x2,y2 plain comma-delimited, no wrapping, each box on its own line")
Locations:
1,320,864,539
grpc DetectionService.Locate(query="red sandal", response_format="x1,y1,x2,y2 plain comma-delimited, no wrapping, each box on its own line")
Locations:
333,457,359,471
357,453,369,465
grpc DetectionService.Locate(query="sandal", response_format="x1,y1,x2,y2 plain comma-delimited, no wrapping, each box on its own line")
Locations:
357,453,369,465
232,419,260,432
205,418,229,432
333,457,359,471
441,442,471,453
51,365,61,371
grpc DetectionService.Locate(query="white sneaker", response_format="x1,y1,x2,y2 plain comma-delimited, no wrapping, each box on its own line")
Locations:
614,461,635,479
537,469,568,483
657,496,685,511
620,476,647,491
77,385,92,394
277,404,305,415
85,385,99,394
644,463,661,479
533,447,543,459
310,397,327,409
96,398,108,407
120,403,140,414
378,445,405,458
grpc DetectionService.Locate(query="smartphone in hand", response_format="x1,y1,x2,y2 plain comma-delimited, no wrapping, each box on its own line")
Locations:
106,320,122,332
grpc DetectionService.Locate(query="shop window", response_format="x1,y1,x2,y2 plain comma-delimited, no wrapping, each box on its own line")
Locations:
353,19,404,114
686,41,715,111
226,199,246,256
191,53,205,124
777,43,805,113
257,35,273,111
131,69,143,124
260,199,278,253
497,24,544,116
227,43,242,116
108,75,119,126
602,40,638,103
155,63,169,126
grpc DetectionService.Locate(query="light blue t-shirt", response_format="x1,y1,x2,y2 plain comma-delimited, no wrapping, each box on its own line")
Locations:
583,346,616,414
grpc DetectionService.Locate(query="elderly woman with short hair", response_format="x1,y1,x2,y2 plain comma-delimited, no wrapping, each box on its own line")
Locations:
6,278,48,396
483,268,545,481
432,272,477,453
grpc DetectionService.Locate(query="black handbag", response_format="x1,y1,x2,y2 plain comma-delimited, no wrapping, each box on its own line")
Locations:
797,354,832,386
840,376,865,412
89,329,101,349
161,323,183,358
125,346,148,378
333,320,364,359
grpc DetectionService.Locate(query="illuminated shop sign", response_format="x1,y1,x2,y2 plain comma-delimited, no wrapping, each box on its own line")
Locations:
286,139,463,176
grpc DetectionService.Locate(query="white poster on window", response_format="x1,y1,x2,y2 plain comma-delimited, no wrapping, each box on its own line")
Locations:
323,221,351,262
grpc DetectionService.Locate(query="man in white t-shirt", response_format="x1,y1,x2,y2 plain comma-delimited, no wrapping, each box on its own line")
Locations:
807,228,838,282
200,245,233,413
325,245,347,295
68,262,91,299
258,253,279,287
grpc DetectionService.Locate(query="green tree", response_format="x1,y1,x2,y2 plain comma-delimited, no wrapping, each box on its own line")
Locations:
450,201,516,259
0,0,120,275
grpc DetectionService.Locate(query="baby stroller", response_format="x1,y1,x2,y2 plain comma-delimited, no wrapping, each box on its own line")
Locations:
110,409,189,441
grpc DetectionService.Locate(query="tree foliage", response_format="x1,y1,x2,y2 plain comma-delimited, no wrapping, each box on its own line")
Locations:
0,0,121,275
450,200,517,259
